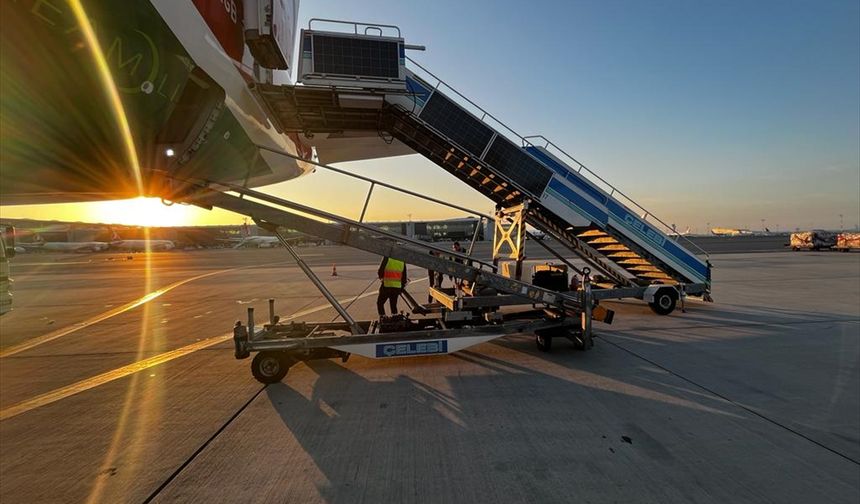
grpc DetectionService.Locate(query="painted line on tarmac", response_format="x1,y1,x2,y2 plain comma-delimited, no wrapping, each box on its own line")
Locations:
0,281,425,422
13,261,95,266
0,264,276,358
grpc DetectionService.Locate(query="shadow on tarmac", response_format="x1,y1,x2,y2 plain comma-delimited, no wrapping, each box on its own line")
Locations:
260,301,859,503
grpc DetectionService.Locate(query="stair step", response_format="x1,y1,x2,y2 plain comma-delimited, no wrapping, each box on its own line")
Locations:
616,259,653,266
627,266,664,272
596,244,630,251
608,251,642,259
587,237,619,244
637,272,674,279
577,230,607,238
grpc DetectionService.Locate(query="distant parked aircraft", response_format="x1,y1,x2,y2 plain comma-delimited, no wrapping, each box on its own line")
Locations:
109,229,175,251
668,226,692,237
228,236,282,249
711,227,755,237
21,234,109,253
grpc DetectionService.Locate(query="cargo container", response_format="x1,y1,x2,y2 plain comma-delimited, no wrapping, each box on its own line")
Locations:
790,230,837,251
834,232,860,252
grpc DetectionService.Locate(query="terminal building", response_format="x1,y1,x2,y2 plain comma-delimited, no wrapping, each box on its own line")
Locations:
369,217,487,242
2,216,490,249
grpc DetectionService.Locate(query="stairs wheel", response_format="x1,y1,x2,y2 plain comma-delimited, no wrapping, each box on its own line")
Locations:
535,332,553,352
649,288,677,316
571,331,593,351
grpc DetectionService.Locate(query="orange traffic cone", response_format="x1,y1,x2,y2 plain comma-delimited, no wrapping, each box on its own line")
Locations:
331,264,338,276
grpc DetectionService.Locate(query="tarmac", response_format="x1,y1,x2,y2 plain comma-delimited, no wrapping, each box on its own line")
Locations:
0,237,858,503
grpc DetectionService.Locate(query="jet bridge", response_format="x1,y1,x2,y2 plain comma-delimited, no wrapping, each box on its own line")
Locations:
250,19,712,305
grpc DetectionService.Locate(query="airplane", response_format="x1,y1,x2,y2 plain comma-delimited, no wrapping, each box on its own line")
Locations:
668,226,692,237
109,229,175,251
21,234,110,253
0,0,410,207
224,232,317,248
228,235,282,249
711,227,755,237
220,220,281,248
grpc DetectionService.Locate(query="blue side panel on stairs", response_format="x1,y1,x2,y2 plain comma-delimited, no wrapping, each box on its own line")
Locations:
604,199,710,281
545,178,608,226
528,147,608,206
526,146,709,284
390,73,709,285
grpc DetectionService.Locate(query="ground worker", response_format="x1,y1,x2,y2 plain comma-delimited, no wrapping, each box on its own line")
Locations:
427,250,443,302
377,256,408,317
449,241,464,290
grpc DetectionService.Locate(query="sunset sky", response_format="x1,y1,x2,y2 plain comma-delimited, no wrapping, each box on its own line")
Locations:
1,0,858,232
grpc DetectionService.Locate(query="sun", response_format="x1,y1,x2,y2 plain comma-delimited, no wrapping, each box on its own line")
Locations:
85,197,202,227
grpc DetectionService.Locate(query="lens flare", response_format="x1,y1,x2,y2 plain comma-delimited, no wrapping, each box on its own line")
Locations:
67,2,157,501
67,0,143,194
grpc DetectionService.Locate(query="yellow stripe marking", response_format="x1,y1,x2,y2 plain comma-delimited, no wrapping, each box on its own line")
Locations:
1,265,275,358
15,261,96,266
0,279,427,421
0,337,228,421
3,259,379,358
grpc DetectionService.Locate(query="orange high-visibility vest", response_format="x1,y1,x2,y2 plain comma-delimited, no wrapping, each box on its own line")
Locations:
382,258,405,288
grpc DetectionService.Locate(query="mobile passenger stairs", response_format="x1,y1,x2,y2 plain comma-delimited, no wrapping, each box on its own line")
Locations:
179,19,712,383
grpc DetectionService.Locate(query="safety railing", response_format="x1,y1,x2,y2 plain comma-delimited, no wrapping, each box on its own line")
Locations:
308,18,401,38
522,135,710,258
404,56,709,258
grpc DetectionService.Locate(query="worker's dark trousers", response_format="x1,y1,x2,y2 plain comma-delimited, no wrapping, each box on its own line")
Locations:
377,286,401,316
427,271,442,302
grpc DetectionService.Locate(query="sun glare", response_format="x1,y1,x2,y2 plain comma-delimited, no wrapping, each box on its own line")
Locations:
86,197,200,227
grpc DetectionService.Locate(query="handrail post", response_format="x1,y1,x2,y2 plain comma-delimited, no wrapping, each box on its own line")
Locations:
359,182,375,222
467,217,484,256
272,226,364,335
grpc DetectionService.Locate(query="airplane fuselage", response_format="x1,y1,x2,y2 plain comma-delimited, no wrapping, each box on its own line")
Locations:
0,0,312,205
111,240,175,251
710,228,754,237
24,242,110,253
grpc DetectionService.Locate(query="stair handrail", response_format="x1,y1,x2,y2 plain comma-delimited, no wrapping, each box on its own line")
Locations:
405,56,528,150
522,135,710,258
404,56,709,259
308,18,401,38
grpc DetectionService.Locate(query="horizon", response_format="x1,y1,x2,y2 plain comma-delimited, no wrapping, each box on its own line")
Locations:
1,0,858,232
3,210,858,235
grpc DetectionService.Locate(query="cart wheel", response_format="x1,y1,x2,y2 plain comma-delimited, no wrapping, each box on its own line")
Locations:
571,332,594,351
648,288,677,316
535,333,553,352
251,351,291,384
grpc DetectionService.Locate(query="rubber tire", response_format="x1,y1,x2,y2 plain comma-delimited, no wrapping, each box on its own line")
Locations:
648,288,677,316
251,351,290,384
536,333,553,352
571,332,593,351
